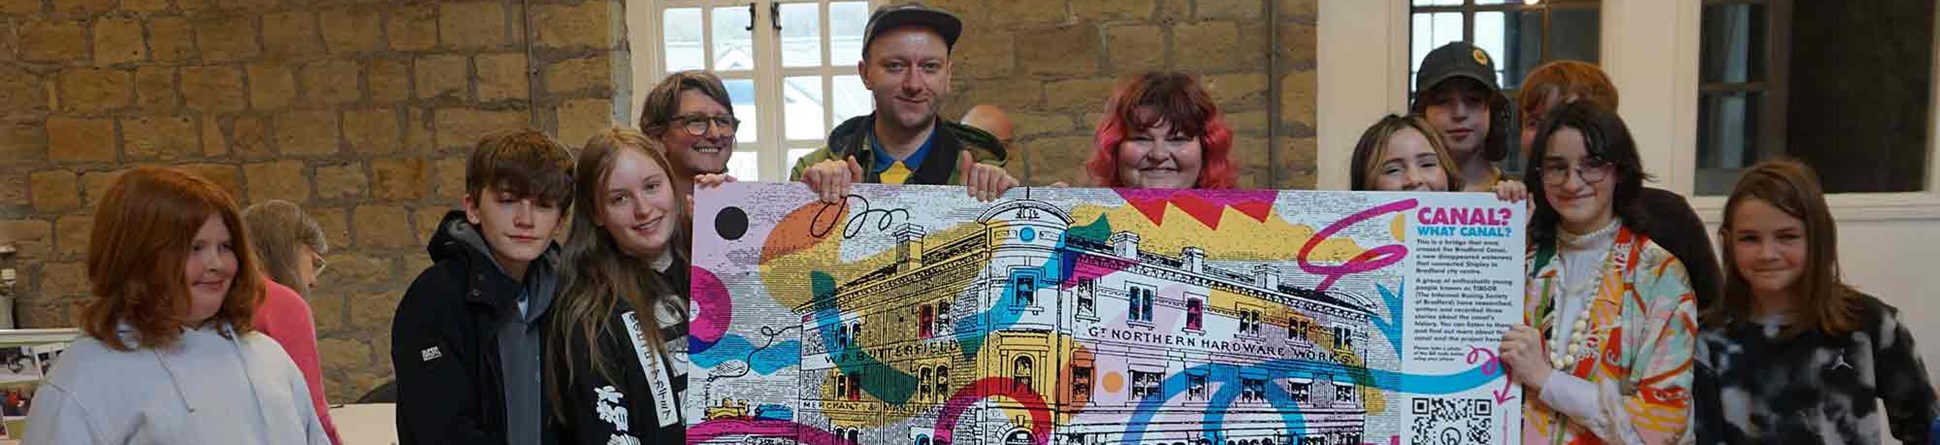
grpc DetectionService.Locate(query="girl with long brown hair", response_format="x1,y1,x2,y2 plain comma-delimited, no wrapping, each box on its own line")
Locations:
1694,159,1937,443
546,128,693,443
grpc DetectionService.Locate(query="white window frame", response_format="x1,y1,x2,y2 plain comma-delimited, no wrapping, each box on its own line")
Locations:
629,0,878,182
1319,0,1940,223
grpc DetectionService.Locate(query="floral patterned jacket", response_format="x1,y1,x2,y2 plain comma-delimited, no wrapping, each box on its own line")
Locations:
1524,227,1699,444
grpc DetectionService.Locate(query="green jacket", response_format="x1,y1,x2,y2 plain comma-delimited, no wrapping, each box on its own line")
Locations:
787,114,1007,185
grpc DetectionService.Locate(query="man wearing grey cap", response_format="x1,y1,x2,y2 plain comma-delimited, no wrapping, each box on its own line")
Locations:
1412,41,1513,192
790,2,1018,204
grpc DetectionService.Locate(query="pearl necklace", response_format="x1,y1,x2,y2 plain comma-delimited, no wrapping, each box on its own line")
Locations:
1550,224,1618,370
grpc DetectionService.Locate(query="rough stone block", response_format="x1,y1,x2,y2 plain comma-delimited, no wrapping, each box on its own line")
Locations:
47,117,117,163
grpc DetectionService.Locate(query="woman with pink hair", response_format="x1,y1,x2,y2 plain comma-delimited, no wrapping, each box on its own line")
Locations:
1083,71,1237,189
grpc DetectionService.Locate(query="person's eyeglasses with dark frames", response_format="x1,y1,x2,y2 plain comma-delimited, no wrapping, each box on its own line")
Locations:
676,114,740,137
1541,156,1614,186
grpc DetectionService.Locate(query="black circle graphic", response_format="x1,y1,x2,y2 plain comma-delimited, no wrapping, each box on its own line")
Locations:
716,206,750,241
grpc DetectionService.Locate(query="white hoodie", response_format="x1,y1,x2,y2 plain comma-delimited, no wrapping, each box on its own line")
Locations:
23,323,331,445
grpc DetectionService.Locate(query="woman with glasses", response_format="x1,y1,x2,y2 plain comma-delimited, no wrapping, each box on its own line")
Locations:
242,199,342,444
1498,101,1698,444
1083,71,1237,189
639,71,741,200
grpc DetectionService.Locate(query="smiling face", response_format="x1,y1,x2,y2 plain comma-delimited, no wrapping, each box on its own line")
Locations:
1369,127,1451,192
1728,198,1808,301
596,148,679,260
660,89,736,176
1114,113,1203,189
1539,127,1618,233
183,214,236,325
464,187,564,278
861,26,951,133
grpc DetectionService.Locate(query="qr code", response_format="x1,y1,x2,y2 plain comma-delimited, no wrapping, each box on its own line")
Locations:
1409,397,1493,445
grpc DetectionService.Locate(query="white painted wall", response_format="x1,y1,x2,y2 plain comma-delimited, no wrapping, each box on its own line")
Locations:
1321,1,1940,440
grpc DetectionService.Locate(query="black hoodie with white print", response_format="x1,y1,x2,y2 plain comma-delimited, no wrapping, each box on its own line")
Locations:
549,255,690,444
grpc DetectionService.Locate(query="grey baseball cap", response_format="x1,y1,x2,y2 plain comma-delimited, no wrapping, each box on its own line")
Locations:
862,2,963,56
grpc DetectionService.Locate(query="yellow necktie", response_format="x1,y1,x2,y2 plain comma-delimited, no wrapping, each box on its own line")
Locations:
880,161,911,184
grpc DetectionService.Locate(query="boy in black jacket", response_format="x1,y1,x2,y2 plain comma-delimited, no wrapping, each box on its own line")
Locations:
391,130,575,445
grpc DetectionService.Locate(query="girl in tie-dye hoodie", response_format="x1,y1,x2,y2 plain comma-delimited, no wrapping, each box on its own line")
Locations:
1694,159,1938,444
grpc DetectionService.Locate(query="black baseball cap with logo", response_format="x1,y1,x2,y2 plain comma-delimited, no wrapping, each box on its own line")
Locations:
1414,41,1504,101
862,2,963,57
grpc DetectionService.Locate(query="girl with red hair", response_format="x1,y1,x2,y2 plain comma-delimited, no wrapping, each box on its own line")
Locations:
1084,72,1237,189
27,167,330,444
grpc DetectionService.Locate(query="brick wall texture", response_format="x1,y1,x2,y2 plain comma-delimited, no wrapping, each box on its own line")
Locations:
0,0,1317,408
0,0,631,404
932,0,1318,188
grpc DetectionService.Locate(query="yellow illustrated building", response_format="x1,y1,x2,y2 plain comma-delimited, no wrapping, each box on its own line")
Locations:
794,199,1379,445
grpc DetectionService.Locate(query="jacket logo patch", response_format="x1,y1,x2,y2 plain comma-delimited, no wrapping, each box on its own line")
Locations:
421,346,443,362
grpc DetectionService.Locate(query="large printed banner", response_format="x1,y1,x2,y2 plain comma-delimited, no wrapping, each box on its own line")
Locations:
685,183,1527,445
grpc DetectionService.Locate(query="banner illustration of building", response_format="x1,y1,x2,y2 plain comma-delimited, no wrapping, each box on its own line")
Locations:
686,184,1526,445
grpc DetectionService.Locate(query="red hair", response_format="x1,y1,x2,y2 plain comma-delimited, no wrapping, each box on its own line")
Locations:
84,166,261,351
1084,72,1237,188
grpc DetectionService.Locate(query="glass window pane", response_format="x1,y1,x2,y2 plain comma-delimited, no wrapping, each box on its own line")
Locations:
1412,0,1461,5
727,152,760,182
830,1,869,66
713,6,756,71
1700,3,1767,84
784,76,827,141
1410,12,1465,88
1695,91,1762,195
724,78,758,144
1474,12,1508,87
1547,7,1601,63
664,8,704,72
780,3,822,68
788,148,818,172
832,75,870,125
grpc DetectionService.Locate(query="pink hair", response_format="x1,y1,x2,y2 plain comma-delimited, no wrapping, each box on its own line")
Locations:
1083,72,1237,189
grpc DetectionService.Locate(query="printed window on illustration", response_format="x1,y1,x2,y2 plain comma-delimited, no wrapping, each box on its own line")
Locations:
1012,356,1033,389
1410,0,1602,174
1693,0,1933,195
1289,380,1311,403
834,372,848,399
935,302,951,334
1188,373,1208,400
1071,366,1093,400
934,366,949,397
1185,298,1204,331
654,0,875,181
1076,278,1097,316
918,367,933,398
918,305,934,339
1012,274,1036,307
847,372,862,400
1242,378,1266,402
1131,370,1162,399
1128,287,1155,323
834,322,848,349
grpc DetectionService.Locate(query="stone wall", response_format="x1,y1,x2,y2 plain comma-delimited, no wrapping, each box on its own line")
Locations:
933,0,1317,188
0,0,631,404
0,0,1319,407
